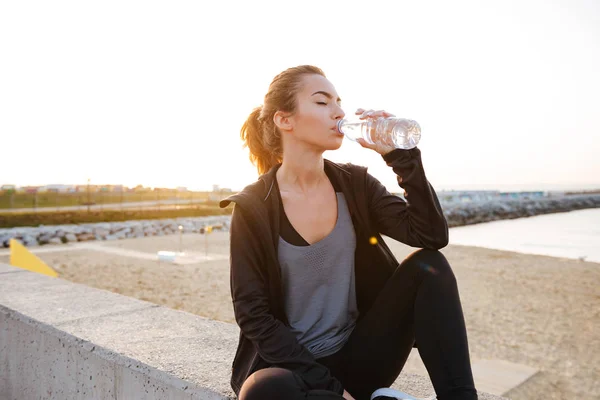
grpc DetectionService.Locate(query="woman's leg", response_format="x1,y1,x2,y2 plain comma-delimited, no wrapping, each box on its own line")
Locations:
239,367,345,400
411,250,477,400
338,249,477,400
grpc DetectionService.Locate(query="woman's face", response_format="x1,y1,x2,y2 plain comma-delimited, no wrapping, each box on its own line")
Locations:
286,74,346,152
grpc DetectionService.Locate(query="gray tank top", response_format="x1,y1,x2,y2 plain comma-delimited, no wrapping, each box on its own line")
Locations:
277,193,359,358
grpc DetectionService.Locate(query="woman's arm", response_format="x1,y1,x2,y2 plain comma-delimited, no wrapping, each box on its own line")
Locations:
229,205,344,394
352,108,448,249
366,147,449,249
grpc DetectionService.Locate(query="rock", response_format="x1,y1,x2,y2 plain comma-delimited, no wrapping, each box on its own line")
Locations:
94,228,110,238
143,228,157,236
48,237,62,245
37,235,51,245
76,232,96,242
22,235,38,246
65,233,78,242
118,227,132,235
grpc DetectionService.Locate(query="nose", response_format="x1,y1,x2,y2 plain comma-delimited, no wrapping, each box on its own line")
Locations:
333,104,345,120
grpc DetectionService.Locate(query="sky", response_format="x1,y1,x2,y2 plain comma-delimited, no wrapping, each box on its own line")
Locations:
1,0,599,193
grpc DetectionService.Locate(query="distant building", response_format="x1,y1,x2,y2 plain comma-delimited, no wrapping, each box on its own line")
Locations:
17,186,40,194
98,185,110,192
153,187,176,193
38,184,76,193
75,185,101,193
132,185,150,192
0,184,17,195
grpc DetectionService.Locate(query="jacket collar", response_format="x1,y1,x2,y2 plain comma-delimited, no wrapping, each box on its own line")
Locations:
219,159,354,208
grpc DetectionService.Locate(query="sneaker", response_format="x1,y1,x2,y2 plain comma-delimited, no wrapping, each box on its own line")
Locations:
370,387,431,400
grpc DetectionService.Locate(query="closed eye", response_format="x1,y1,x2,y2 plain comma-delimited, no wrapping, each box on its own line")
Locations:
317,102,327,105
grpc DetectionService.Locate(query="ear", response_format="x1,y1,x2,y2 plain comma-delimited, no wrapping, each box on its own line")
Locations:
273,110,293,132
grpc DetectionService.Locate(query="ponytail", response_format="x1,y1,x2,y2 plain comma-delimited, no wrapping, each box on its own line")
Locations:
240,106,281,175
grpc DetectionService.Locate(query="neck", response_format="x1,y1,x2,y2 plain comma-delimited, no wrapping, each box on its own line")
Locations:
277,153,326,195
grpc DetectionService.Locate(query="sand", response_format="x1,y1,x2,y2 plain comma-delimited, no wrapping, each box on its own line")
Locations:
1,232,598,399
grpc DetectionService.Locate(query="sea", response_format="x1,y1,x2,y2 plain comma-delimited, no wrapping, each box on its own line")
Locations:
448,208,600,263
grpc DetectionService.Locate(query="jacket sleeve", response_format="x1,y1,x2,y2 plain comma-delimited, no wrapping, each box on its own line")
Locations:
229,204,344,394
366,147,449,249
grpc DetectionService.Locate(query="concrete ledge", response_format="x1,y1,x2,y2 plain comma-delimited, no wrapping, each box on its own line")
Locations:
0,264,506,399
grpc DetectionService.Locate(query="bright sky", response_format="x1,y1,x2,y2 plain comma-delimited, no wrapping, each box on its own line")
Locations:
1,0,599,192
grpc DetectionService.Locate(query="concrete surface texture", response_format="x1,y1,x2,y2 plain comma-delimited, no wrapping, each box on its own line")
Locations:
0,263,507,399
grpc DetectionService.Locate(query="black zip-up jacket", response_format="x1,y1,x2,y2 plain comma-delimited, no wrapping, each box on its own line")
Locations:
219,148,449,396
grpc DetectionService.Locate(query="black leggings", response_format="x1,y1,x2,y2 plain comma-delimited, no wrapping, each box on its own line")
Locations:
239,249,478,400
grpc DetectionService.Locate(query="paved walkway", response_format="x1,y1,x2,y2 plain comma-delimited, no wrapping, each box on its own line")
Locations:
0,241,228,265
472,359,538,396
77,242,228,264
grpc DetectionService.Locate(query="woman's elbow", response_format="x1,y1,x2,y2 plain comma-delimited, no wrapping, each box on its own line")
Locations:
423,228,449,249
434,236,449,249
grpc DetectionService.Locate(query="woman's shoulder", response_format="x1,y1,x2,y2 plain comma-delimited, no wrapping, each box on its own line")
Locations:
219,178,268,209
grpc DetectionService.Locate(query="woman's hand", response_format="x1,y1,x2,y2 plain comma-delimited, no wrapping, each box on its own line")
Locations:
343,389,356,400
355,108,397,156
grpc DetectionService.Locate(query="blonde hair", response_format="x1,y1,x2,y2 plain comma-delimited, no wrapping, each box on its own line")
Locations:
241,65,326,175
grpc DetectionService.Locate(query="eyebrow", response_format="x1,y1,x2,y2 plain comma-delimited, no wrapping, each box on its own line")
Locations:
311,91,342,103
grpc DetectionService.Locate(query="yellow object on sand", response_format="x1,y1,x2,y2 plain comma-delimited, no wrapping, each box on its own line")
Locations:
9,239,58,277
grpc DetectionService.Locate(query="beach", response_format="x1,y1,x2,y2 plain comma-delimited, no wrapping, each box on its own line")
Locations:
2,232,598,399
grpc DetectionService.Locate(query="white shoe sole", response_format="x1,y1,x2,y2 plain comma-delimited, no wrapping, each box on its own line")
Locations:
370,387,435,400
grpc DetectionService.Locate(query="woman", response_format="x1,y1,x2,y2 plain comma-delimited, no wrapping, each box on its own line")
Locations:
219,65,478,400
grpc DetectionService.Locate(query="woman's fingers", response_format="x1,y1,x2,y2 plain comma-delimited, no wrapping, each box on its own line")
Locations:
357,138,375,150
356,108,374,119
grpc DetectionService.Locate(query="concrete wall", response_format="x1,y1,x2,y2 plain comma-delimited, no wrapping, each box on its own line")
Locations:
0,263,506,400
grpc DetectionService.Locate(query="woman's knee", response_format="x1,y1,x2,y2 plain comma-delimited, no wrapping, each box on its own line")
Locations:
403,249,456,282
239,367,305,400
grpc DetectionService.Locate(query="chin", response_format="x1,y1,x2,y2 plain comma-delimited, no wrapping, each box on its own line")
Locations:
323,137,343,151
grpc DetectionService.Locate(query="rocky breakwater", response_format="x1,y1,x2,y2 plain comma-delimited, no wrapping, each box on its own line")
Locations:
1,194,599,248
0,216,231,248
442,193,600,227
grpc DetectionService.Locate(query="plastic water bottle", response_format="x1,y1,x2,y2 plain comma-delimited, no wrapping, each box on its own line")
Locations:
336,116,421,149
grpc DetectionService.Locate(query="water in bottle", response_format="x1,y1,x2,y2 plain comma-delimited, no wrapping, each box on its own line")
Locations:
336,116,421,149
